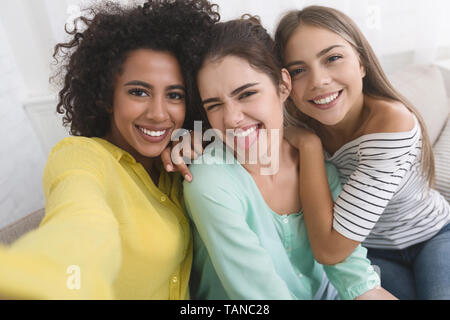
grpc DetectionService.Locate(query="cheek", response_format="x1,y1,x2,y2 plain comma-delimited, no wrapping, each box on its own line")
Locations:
340,60,364,89
290,82,307,105
169,104,186,127
206,112,223,131
112,102,133,128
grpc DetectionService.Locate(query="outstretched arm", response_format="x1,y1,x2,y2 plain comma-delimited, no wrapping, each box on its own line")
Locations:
0,142,121,299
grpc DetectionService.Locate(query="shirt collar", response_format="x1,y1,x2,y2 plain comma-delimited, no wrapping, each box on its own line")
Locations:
92,137,137,163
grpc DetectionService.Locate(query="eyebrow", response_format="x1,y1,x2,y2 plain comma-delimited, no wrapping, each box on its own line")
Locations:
285,45,344,68
201,83,259,105
124,81,185,91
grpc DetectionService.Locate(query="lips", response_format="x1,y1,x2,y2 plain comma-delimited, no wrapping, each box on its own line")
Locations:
233,123,261,137
308,90,343,110
135,124,172,142
231,123,262,151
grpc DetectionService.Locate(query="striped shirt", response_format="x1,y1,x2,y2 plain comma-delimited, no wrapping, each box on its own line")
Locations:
328,116,450,249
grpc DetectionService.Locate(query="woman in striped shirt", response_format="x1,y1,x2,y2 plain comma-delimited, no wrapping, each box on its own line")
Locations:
274,6,450,300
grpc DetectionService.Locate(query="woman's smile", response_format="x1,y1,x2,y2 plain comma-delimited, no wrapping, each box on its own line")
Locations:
308,89,344,110
230,123,262,150
135,124,172,142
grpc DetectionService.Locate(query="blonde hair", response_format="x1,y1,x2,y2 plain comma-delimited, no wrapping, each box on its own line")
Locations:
275,5,435,186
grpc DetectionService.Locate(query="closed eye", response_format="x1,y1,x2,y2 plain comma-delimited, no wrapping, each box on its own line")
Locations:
206,103,222,111
239,91,257,100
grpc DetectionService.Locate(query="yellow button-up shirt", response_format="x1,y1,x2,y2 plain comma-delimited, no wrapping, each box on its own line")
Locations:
0,137,192,299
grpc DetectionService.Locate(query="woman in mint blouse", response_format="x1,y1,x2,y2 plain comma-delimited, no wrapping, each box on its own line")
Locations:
181,17,396,300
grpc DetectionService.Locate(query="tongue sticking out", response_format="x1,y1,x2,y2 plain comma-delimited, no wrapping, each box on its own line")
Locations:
236,128,259,150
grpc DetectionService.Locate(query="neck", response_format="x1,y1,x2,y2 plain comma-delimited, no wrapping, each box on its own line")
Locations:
103,131,157,178
241,137,296,179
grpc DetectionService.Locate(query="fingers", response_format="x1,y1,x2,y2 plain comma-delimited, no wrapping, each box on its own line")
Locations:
170,149,193,182
161,146,174,172
161,128,204,182
174,162,193,183
163,141,194,183
191,130,204,157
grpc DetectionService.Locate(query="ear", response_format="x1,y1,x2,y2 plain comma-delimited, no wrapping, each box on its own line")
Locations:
279,68,292,102
359,60,366,79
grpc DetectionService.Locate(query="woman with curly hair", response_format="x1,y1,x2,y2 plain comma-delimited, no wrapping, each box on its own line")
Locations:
0,0,219,299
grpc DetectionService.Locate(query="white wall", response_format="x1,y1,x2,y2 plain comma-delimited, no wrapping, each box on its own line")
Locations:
0,19,46,228
0,0,449,228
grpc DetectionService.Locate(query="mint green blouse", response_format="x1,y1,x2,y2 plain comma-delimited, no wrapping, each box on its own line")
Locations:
183,148,380,300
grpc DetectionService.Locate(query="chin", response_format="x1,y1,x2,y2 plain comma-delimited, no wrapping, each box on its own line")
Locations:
134,144,166,159
316,118,341,126
307,111,345,127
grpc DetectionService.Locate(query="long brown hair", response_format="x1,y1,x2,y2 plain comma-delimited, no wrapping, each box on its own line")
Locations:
191,15,286,129
274,5,435,186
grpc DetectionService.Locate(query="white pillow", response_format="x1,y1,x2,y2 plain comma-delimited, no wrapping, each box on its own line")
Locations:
434,115,450,203
388,65,449,144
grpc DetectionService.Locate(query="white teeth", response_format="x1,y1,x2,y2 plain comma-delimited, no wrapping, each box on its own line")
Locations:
138,126,167,137
313,92,339,105
234,125,257,137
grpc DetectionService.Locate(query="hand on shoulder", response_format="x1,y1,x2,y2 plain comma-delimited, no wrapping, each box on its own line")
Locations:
284,126,322,149
364,96,415,134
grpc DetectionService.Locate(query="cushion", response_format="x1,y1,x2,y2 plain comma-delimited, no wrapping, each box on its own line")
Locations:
434,115,450,203
0,208,45,245
388,65,450,144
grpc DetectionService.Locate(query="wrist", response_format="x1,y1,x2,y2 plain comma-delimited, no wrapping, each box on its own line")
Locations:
298,134,322,150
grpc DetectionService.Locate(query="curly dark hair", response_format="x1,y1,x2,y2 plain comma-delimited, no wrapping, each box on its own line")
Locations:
52,0,220,137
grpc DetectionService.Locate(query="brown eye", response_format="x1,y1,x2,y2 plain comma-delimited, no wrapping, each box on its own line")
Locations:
167,92,185,100
289,68,305,77
129,88,148,97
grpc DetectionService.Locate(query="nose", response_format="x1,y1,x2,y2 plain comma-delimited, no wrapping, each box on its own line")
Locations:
223,101,244,128
145,95,169,122
309,65,332,90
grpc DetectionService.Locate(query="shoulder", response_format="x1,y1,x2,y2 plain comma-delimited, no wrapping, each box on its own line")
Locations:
183,155,248,219
44,137,109,181
183,152,241,196
363,96,416,135
49,136,108,160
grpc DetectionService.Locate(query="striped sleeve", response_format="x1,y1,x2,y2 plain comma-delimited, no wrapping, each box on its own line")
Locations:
333,125,421,242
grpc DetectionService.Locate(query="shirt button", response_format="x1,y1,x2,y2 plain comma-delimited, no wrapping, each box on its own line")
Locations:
160,195,167,202
298,273,303,278
283,218,289,224
172,276,178,283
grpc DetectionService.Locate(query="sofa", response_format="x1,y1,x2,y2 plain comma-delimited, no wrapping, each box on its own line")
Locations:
0,63,449,246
